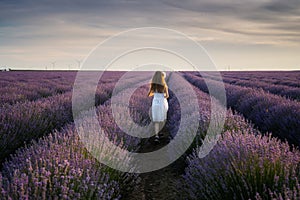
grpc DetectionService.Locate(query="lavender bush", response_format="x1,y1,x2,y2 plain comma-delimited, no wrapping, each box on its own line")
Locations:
0,92,73,163
181,129,300,200
0,126,126,200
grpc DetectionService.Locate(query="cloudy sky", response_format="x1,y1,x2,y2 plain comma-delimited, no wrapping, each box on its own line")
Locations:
0,0,299,70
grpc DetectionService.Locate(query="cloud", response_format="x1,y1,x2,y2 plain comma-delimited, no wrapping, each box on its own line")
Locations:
0,0,299,69
262,0,300,13
1,0,299,43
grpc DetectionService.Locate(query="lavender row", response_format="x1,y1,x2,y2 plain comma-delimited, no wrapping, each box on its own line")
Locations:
0,71,127,106
200,72,300,100
0,71,76,87
223,77,300,101
0,72,134,164
0,92,107,164
0,125,131,200
181,129,300,200
194,71,300,88
183,72,300,146
0,71,77,106
97,83,153,149
222,71,300,88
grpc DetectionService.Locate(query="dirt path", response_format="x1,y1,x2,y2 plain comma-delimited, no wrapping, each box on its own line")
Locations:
124,128,187,200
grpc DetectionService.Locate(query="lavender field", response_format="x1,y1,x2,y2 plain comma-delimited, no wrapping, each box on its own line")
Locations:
0,70,299,200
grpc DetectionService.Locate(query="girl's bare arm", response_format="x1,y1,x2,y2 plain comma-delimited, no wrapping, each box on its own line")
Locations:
148,89,154,97
164,87,169,98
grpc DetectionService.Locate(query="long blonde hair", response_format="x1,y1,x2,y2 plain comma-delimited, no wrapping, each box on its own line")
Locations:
148,71,169,98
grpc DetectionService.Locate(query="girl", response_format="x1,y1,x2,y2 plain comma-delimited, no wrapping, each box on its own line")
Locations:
148,71,169,142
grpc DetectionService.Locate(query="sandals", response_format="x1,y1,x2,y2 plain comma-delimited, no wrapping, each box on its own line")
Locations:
154,135,160,143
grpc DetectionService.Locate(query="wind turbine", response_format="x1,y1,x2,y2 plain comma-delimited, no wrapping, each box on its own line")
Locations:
51,61,56,71
76,59,82,70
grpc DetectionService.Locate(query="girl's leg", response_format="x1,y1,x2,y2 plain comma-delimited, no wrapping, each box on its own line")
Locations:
158,122,163,137
154,122,160,142
154,122,160,135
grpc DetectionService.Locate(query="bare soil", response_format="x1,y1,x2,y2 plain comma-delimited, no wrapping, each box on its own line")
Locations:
124,129,188,200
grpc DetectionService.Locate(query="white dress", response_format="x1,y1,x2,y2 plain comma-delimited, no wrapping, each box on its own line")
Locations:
152,92,168,122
